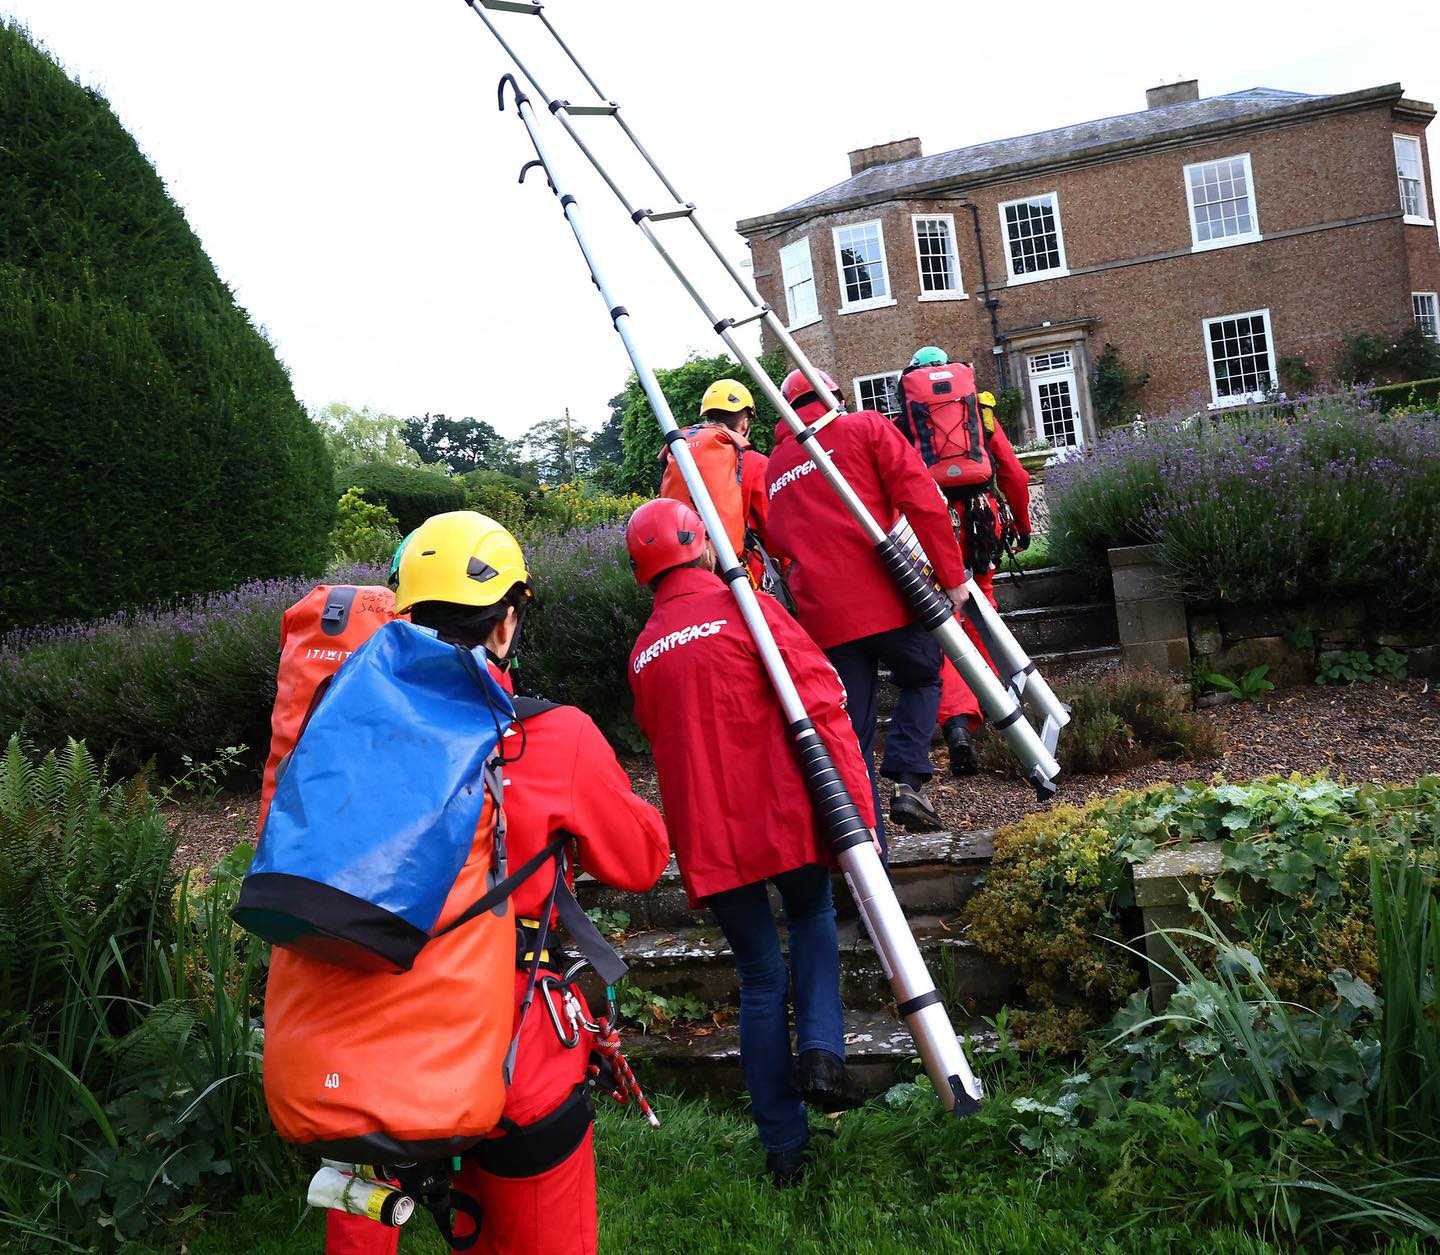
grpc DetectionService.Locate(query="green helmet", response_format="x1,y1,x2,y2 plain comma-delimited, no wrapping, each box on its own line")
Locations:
910,346,948,367
388,530,414,589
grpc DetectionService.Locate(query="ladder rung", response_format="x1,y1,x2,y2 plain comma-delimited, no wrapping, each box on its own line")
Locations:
478,0,542,13
558,102,619,116
720,305,770,330
647,204,695,222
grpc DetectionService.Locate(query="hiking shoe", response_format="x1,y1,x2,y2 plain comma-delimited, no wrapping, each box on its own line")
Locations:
890,782,942,832
794,1048,868,1113
944,719,977,777
766,1144,810,1188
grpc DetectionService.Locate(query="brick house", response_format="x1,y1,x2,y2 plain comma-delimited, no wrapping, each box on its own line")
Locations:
736,81,1440,448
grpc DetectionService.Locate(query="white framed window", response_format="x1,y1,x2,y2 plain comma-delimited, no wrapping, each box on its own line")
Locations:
1395,135,1431,224
853,372,902,418
998,192,1069,284
1415,292,1440,340
911,214,966,299
1203,308,1278,406
778,238,819,330
1184,153,1261,250
832,220,895,313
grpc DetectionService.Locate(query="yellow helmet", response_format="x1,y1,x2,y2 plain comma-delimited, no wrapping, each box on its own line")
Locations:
394,511,531,614
977,390,997,408
699,379,754,417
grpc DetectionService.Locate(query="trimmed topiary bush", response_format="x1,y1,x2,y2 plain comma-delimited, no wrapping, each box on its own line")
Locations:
343,462,465,534
0,22,331,633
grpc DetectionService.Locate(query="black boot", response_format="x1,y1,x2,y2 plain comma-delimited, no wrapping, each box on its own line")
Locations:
794,1048,869,1113
943,718,977,777
766,1144,810,1188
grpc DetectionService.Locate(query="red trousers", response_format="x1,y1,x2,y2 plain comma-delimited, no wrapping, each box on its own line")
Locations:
937,566,998,729
324,973,598,1255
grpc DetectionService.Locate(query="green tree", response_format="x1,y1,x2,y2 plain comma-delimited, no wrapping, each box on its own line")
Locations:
515,411,593,485
402,413,514,475
0,21,331,631
314,402,420,472
616,351,789,494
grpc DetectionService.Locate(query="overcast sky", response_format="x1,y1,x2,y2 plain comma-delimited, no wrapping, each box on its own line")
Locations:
6,1,1438,441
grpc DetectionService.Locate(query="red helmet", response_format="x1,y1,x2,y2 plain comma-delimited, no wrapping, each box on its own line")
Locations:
781,368,842,420
626,498,708,585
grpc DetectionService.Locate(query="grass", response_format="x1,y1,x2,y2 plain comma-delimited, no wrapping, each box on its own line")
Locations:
997,531,1052,573
122,1089,1437,1255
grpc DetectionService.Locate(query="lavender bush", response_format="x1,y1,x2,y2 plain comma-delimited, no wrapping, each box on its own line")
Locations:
0,524,655,777
514,523,652,750
0,564,386,778
1047,395,1440,614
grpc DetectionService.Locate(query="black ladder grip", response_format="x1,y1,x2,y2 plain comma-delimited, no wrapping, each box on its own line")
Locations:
789,720,872,852
875,537,953,630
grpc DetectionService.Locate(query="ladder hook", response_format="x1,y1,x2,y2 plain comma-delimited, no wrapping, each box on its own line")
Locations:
517,159,552,191
497,72,528,113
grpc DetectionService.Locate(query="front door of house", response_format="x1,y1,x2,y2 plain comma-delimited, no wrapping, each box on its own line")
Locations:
1027,350,1083,448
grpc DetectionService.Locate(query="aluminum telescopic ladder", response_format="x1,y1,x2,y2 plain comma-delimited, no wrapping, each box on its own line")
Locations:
460,0,1067,798
490,74,983,1114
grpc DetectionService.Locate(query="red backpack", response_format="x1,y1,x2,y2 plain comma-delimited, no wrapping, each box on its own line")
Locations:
895,362,994,491
658,424,747,554
257,584,397,828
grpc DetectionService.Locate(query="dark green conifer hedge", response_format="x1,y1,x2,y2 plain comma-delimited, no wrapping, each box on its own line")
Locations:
0,22,331,631
340,462,466,534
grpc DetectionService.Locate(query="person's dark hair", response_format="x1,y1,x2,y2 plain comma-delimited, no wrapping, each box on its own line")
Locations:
410,582,530,649
701,407,752,433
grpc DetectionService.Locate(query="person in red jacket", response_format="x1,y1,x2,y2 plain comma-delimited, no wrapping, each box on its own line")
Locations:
625,497,872,1186
764,370,969,846
658,378,775,588
932,387,1034,775
326,518,670,1255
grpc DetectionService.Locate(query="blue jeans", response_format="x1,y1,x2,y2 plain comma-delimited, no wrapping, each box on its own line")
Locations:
826,623,943,858
706,864,846,1155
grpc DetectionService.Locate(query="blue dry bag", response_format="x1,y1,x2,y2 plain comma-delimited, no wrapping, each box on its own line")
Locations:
234,620,515,972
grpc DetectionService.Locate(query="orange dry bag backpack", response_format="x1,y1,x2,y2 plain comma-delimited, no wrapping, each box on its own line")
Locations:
658,423,748,554
895,361,994,492
257,584,396,829
236,622,546,1171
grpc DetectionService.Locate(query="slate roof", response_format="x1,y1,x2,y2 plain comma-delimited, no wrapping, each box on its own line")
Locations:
740,86,1400,231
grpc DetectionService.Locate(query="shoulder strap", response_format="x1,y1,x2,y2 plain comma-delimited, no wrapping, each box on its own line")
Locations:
511,696,560,720
432,834,566,939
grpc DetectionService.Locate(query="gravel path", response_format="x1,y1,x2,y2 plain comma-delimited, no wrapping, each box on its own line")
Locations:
174,678,1438,872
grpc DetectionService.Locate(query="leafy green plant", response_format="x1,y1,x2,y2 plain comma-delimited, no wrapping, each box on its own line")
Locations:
1202,664,1275,702
964,773,1440,1050
154,743,249,809
583,906,633,942
1090,342,1150,426
343,461,465,534
1337,325,1440,386
329,486,401,567
1277,353,1316,393
612,978,715,1034
1318,647,1407,685
0,739,284,1249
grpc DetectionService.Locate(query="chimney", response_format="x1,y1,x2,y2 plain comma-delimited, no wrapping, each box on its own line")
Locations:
1146,80,1199,109
848,137,922,176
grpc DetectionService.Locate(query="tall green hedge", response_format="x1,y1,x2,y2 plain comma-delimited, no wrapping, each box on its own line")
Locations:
341,462,466,534
0,22,331,631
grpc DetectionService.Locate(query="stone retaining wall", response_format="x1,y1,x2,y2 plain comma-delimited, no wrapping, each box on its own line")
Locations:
1107,543,1440,684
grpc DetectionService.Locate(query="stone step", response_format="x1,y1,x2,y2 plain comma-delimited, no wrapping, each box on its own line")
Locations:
586,916,1015,1014
993,565,1105,613
1000,600,1119,656
620,1006,999,1096
1032,643,1123,668
578,829,995,933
